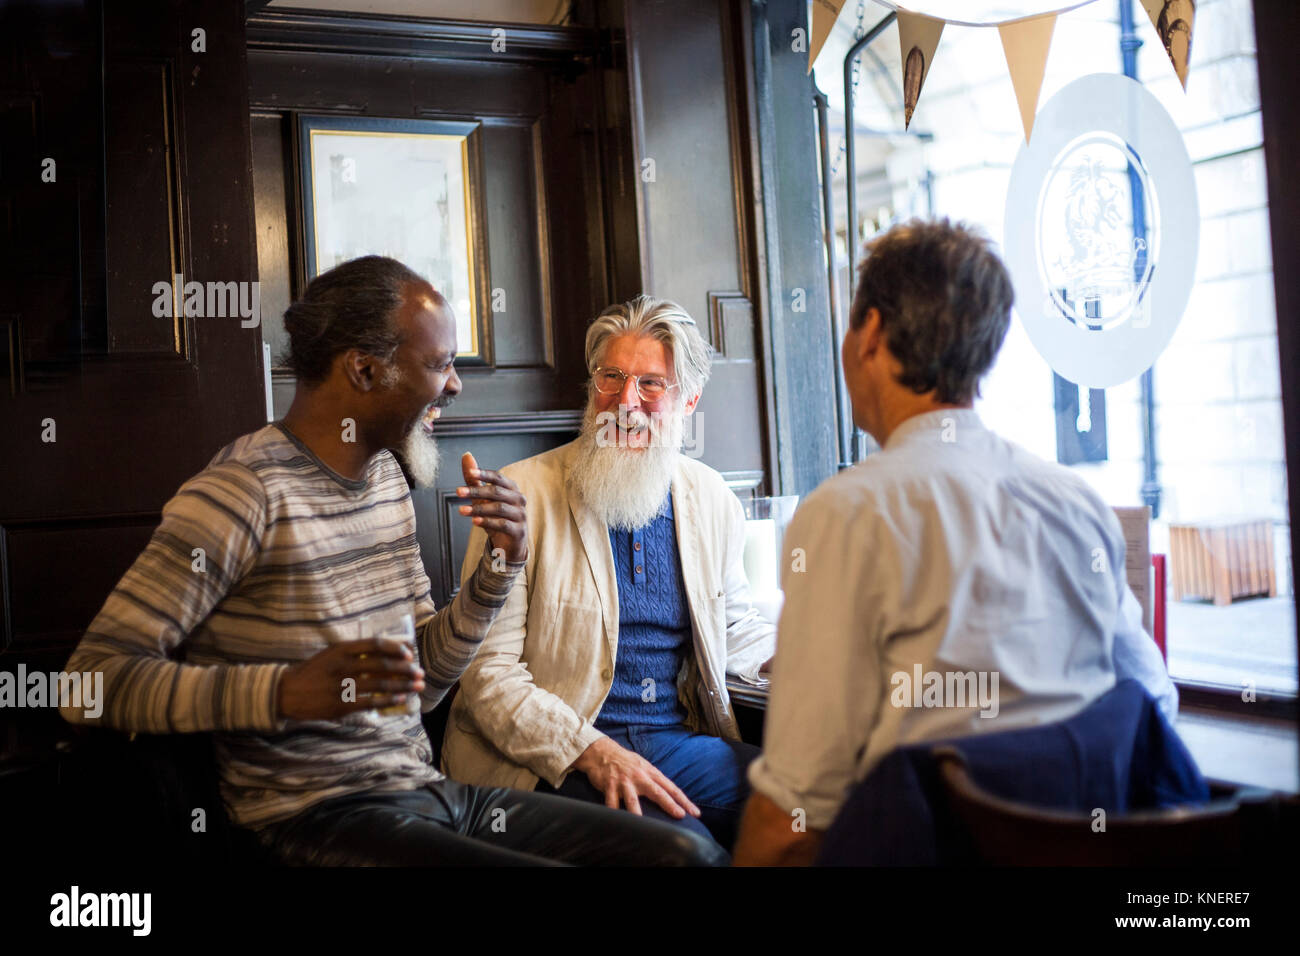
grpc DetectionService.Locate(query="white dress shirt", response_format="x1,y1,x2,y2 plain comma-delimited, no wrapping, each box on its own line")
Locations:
748,408,1177,830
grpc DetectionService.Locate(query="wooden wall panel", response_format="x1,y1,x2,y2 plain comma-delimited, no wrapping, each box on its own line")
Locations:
479,118,550,369
0,1,103,379
622,0,772,489
103,59,183,355
625,0,743,330
0,518,159,655
0,0,265,680
251,113,293,372
411,425,580,600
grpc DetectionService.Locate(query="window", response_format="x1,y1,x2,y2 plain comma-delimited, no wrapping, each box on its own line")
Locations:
815,0,1295,699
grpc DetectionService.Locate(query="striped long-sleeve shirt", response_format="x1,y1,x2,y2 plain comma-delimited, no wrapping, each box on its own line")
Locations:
61,422,523,829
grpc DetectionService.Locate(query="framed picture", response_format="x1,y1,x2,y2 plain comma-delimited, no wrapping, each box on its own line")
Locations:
297,114,491,364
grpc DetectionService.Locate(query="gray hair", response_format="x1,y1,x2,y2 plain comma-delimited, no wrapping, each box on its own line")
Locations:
850,218,1013,404
583,295,713,400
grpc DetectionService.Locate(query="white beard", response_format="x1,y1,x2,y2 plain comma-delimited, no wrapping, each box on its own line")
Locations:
567,399,684,531
400,422,441,490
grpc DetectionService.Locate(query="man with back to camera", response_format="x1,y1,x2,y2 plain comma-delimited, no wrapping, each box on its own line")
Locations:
733,220,1178,865
60,256,726,866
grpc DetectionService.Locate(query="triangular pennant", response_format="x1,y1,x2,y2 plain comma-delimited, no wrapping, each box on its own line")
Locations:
897,12,945,130
999,13,1057,143
808,0,847,74
1140,0,1195,89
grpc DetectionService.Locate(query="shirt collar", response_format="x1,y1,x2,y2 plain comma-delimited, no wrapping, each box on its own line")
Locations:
274,420,372,491
882,408,986,451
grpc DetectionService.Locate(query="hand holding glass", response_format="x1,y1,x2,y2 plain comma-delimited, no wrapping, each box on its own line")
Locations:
357,612,421,717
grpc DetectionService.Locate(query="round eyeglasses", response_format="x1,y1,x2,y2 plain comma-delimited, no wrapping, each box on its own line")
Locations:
592,366,679,403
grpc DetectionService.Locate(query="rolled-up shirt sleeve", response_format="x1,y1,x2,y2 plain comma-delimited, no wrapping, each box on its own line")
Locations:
747,491,883,832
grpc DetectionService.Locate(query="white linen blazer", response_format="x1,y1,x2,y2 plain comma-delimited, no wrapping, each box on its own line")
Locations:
441,439,775,791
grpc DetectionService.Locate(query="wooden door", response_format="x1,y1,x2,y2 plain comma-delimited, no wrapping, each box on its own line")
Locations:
0,0,265,753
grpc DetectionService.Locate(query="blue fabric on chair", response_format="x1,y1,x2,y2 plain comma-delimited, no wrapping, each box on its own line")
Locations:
814,679,1208,865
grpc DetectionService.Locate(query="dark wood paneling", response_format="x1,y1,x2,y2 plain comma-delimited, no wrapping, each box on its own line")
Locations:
0,316,20,396
0,0,265,683
251,113,293,370
414,428,579,605
590,27,643,307
0,1,103,380
622,0,770,488
103,58,183,355
0,517,159,655
625,0,744,325
246,9,599,64
430,409,582,437
480,118,549,368
248,50,552,118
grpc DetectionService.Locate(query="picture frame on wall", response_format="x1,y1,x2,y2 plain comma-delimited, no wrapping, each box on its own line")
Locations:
297,114,491,364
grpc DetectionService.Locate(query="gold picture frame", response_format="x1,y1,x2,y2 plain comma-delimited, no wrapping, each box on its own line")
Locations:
298,115,490,363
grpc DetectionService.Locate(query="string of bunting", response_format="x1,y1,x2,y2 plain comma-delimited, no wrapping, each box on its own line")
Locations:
809,0,1197,142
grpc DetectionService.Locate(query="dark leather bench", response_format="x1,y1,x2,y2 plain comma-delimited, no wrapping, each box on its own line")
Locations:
45,688,464,866
55,728,274,866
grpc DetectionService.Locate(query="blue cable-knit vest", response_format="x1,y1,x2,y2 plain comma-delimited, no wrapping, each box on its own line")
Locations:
594,494,691,729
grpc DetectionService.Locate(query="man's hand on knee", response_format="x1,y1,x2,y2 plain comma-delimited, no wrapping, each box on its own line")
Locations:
571,736,700,820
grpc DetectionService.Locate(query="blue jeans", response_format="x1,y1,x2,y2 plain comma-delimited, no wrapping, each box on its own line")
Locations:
537,724,760,853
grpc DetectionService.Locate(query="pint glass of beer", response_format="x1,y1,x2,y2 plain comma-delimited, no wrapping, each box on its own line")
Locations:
358,610,419,717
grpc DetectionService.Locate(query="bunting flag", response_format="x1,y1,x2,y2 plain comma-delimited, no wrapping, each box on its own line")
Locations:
897,12,945,129
807,1,1197,137
998,14,1057,143
808,0,847,74
1140,0,1196,89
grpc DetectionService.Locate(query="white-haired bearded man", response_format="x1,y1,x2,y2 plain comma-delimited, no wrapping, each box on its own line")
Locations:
441,295,775,853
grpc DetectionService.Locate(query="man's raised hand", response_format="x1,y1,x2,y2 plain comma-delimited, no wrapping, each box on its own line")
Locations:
457,452,528,564
278,637,424,720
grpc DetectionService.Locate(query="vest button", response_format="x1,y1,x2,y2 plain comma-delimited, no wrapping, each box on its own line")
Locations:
635,565,643,574
633,542,642,552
